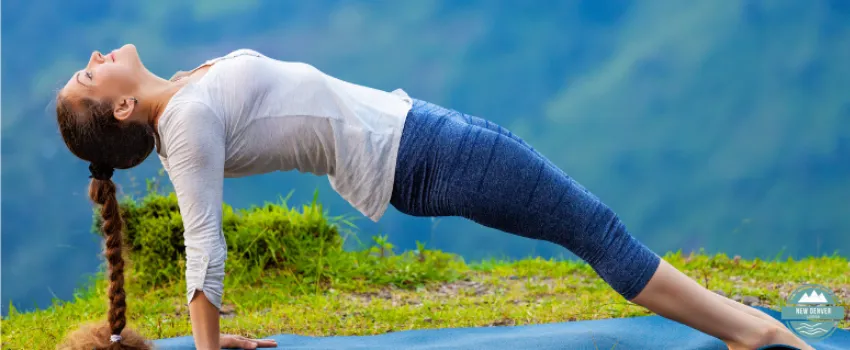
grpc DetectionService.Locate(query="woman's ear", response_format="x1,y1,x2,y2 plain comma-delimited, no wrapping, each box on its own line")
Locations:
113,96,137,121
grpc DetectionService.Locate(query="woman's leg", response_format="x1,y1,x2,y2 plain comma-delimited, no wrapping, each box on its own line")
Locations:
458,108,799,336
390,100,812,350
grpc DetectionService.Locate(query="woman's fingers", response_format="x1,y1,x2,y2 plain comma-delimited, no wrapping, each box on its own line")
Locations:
221,335,278,349
235,336,278,348
253,338,278,348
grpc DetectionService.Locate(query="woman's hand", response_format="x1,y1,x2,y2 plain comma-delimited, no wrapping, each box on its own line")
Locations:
220,334,278,349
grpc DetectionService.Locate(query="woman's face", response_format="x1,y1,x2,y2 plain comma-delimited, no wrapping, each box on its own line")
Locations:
60,44,146,107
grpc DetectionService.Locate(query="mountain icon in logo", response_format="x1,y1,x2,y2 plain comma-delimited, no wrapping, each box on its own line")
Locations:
798,290,829,304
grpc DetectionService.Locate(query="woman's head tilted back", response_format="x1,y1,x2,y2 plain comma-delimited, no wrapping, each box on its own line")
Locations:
56,43,157,170
55,44,155,350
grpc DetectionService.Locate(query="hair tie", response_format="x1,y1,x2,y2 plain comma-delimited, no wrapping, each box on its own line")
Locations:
109,334,122,343
88,163,114,181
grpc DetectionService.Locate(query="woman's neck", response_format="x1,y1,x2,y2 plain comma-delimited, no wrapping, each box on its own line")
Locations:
144,65,212,127
132,74,192,154
140,77,190,128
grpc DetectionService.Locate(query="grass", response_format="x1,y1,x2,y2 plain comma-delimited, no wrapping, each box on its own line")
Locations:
2,187,849,349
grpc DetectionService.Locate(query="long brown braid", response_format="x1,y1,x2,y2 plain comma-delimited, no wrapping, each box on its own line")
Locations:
92,176,129,345
55,93,154,349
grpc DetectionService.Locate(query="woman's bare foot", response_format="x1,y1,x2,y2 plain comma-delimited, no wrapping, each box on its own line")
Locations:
724,323,814,350
711,288,815,349
629,260,814,350
712,291,789,332
761,326,814,350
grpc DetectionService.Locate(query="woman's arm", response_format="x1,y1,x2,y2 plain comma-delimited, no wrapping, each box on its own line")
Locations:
190,291,221,349
160,101,228,349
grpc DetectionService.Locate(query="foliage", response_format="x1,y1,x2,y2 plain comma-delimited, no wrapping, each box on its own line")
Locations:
4,248,848,349
89,185,464,291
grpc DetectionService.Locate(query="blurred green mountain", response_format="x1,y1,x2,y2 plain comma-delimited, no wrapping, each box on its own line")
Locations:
3,0,849,315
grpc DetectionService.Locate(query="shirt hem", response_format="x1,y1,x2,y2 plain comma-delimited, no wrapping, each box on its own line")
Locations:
365,102,411,222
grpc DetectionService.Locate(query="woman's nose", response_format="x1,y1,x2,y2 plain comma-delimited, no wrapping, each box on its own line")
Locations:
88,51,105,65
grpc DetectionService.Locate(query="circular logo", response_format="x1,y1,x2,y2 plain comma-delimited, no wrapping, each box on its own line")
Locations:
780,283,845,342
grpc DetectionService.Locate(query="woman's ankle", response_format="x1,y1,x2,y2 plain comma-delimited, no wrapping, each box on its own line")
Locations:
742,324,813,350
733,323,782,349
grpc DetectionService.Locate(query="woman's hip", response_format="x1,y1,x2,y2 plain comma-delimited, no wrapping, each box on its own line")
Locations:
389,99,573,221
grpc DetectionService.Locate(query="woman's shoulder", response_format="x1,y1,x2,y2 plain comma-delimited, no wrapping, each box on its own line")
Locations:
160,97,221,130
156,99,224,159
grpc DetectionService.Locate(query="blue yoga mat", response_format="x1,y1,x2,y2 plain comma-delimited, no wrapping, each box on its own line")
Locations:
153,306,849,349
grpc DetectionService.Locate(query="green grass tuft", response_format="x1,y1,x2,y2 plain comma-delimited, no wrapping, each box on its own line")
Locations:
3,190,849,349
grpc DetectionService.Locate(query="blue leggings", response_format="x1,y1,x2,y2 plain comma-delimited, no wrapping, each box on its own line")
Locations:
390,99,661,300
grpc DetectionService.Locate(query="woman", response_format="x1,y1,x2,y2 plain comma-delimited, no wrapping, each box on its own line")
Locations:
54,44,809,350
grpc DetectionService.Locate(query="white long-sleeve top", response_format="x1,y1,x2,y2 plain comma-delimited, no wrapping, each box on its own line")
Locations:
155,49,413,310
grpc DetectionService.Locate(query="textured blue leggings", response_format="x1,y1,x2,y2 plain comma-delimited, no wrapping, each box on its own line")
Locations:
390,99,662,301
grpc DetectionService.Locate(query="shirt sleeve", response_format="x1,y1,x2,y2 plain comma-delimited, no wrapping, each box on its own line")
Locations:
161,101,227,311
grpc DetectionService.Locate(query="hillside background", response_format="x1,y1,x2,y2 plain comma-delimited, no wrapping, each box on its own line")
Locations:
3,0,850,316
